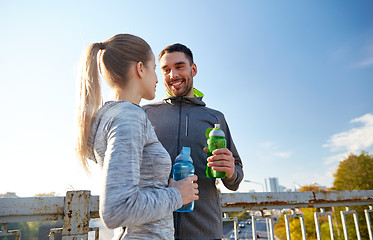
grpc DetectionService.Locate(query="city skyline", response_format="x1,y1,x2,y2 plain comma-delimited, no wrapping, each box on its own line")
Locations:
1,1,373,196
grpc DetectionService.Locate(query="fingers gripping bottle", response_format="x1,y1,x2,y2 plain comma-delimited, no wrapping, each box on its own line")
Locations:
206,124,227,178
172,147,195,212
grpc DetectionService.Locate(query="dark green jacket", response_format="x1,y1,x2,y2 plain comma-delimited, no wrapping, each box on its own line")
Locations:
142,92,243,240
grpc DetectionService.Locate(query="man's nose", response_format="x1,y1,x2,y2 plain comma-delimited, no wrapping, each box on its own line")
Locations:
170,69,179,79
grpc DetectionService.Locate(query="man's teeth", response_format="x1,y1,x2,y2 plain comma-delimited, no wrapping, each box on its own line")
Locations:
172,81,182,86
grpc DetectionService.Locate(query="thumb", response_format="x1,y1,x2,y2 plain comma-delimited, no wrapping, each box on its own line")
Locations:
168,178,175,186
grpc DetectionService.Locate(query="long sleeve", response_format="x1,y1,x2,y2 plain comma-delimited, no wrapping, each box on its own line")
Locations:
220,116,244,191
98,106,182,229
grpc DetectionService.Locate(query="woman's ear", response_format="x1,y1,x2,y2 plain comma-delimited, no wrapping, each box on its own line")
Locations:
136,61,144,78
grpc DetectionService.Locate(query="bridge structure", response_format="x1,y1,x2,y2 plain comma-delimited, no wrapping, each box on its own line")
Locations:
1,190,373,240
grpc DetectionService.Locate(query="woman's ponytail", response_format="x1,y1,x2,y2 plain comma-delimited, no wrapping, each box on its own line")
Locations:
76,43,103,171
75,34,151,172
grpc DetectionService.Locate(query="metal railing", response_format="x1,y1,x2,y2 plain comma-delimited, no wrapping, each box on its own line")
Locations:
1,190,372,239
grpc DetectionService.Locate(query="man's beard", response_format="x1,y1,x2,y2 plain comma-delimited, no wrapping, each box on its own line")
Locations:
181,83,193,97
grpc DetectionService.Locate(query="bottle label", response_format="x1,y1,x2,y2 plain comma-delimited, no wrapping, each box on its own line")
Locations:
207,138,226,156
206,127,227,178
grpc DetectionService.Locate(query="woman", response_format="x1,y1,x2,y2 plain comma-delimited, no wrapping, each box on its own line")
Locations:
75,34,199,239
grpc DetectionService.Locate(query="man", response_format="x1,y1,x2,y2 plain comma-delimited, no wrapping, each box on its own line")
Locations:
143,43,243,240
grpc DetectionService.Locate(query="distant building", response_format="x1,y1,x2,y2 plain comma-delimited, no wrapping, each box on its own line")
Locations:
0,192,18,198
265,177,283,192
279,185,286,192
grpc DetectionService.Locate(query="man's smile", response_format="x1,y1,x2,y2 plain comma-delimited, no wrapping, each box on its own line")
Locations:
170,79,184,87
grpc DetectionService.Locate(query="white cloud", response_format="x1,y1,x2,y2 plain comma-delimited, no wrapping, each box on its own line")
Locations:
323,113,373,152
323,113,373,164
351,56,373,69
330,46,348,60
259,141,277,150
323,152,350,165
256,141,293,160
273,152,293,159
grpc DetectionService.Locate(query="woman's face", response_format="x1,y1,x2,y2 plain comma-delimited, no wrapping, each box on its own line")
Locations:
141,52,158,100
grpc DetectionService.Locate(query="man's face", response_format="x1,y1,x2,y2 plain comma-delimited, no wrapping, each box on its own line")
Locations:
159,51,197,97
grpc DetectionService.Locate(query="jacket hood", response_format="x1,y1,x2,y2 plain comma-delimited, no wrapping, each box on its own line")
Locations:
87,101,121,163
164,88,206,106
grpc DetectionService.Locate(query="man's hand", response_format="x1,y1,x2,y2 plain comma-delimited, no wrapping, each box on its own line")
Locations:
204,147,235,179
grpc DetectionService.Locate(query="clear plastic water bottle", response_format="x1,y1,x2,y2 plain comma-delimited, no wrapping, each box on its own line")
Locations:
172,147,195,212
205,124,227,178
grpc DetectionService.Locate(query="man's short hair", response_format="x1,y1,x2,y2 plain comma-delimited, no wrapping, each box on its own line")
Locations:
159,43,194,65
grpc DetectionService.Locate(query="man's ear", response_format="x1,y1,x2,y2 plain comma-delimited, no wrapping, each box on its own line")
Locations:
191,63,197,77
136,61,144,78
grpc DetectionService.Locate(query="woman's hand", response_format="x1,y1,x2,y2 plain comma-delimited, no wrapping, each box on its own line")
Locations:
169,175,199,205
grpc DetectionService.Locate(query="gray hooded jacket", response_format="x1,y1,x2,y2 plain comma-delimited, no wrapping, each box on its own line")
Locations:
88,100,183,240
143,94,244,240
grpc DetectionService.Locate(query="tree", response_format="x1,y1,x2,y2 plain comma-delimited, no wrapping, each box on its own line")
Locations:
298,184,326,192
273,151,373,240
332,151,373,239
333,151,373,190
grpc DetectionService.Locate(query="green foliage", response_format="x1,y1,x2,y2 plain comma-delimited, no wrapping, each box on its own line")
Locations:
333,151,373,190
274,215,287,240
33,192,57,197
274,151,373,239
226,211,251,220
332,151,373,239
332,206,370,240
298,184,326,192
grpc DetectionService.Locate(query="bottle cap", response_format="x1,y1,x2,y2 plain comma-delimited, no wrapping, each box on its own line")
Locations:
182,147,191,162
209,125,225,138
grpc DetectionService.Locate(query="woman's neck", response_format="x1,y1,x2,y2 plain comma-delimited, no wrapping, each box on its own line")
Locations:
113,85,141,105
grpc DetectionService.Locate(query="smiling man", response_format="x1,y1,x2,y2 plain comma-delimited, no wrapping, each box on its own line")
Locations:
160,50,196,98
142,43,243,240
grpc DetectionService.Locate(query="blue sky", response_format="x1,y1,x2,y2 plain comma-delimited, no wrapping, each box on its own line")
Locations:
1,1,372,196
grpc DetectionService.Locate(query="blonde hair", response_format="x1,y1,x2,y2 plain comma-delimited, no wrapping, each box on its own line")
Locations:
76,34,151,171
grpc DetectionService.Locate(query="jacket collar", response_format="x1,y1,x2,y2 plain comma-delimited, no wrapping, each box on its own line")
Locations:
164,88,206,106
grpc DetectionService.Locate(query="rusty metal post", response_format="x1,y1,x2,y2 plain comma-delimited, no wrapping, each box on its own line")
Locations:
222,213,237,240
252,215,258,240
0,222,21,240
251,212,275,240
61,191,91,240
264,215,275,240
299,211,307,240
284,211,291,240
365,205,373,240
314,208,334,240
340,206,361,240
285,209,307,240
49,228,63,240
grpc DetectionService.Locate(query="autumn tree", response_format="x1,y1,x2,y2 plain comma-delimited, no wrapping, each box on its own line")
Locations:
333,151,373,190
298,184,326,192
274,184,330,240
332,151,373,239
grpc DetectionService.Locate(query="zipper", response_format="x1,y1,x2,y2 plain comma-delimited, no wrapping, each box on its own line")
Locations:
177,98,183,153
185,113,189,136
176,98,183,238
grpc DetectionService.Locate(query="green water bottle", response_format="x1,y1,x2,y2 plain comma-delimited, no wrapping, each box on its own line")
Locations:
206,124,227,178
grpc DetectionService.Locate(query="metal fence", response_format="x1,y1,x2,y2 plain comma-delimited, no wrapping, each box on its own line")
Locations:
1,190,372,239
